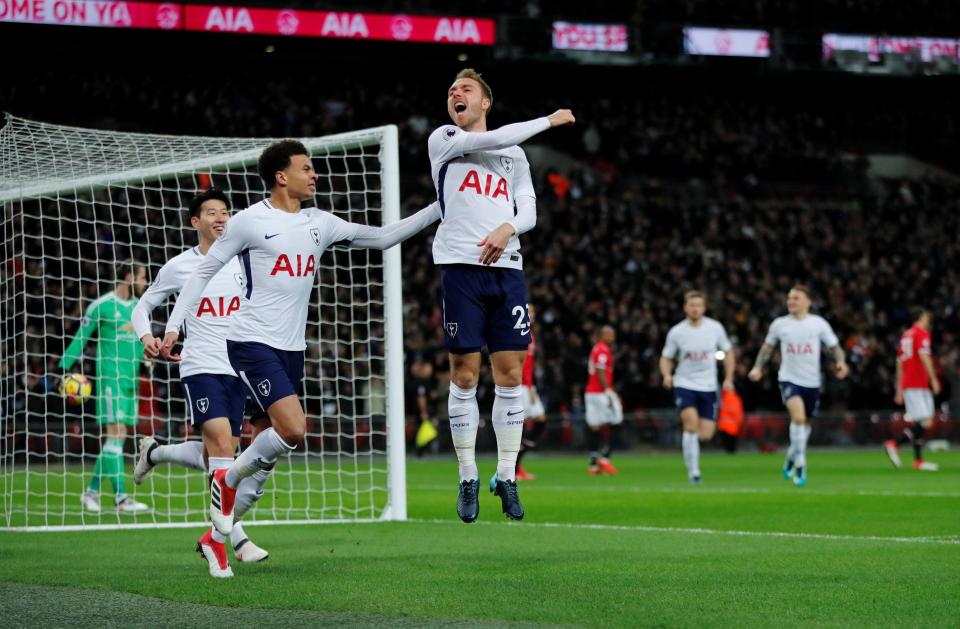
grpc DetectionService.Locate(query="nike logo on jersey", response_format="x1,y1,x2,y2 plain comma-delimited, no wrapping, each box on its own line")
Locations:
265,233,281,240
507,409,524,416
520,329,531,336
449,413,469,419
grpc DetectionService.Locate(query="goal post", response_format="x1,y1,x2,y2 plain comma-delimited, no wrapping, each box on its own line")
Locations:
0,113,407,530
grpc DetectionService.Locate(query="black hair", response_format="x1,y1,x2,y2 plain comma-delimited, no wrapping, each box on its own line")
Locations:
188,187,229,219
258,139,309,189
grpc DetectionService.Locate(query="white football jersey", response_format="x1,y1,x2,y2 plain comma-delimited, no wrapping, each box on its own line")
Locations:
662,317,733,392
133,247,244,378
205,200,362,351
428,124,538,270
765,314,839,388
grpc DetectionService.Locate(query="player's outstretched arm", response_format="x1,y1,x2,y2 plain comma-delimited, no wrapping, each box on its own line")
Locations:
748,343,774,381
160,254,226,361
429,110,574,163
722,348,737,390
831,345,850,380
659,356,675,389
132,265,180,360
347,202,441,250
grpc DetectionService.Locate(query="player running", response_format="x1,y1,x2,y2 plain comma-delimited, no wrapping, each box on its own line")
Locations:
885,307,941,471
584,326,622,475
132,188,270,577
60,262,151,514
161,139,440,537
428,68,574,522
659,291,735,484
749,285,849,487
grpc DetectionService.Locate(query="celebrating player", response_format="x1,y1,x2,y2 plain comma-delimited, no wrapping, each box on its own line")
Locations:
885,307,941,471
660,291,735,484
60,262,151,514
131,188,269,577
428,68,574,522
749,285,849,487
514,304,545,481
584,325,622,476
160,140,440,536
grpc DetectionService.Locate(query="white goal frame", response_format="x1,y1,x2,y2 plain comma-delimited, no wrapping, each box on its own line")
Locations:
0,114,407,531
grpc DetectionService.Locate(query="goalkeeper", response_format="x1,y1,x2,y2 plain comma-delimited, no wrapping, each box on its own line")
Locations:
58,262,150,514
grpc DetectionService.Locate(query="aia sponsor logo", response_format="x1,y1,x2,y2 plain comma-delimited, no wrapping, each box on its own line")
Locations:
270,254,317,277
458,170,508,201
682,351,713,362
785,343,815,356
196,296,240,318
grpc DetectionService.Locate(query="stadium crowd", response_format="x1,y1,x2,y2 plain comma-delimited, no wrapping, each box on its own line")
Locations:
4,62,960,449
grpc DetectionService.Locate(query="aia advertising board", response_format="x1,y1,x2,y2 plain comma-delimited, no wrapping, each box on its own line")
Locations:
0,0,495,45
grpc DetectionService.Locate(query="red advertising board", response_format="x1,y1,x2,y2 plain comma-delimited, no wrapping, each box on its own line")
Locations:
0,0,180,30
0,0,495,44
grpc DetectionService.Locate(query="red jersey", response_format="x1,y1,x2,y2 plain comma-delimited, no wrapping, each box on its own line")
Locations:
522,329,536,387
898,324,932,389
586,341,614,393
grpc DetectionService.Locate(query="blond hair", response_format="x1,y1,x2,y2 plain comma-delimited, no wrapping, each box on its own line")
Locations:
684,290,706,305
455,68,493,108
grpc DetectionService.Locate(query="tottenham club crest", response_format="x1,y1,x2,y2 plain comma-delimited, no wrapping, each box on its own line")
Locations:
500,156,514,173
234,273,245,287
310,227,321,246
445,322,459,338
196,397,209,414
258,379,272,397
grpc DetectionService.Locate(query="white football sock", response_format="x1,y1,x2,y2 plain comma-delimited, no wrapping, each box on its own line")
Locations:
225,428,292,489
230,522,247,546
208,456,233,473
150,441,205,471
682,431,700,477
211,527,226,544
448,383,480,482
492,385,524,482
233,467,273,521
790,422,808,469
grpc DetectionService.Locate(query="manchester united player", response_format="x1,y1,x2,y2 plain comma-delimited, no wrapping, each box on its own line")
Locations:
885,307,941,471
429,68,574,523
749,286,849,487
584,325,622,475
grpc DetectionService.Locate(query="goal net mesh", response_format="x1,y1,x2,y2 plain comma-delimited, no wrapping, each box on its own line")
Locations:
0,113,403,530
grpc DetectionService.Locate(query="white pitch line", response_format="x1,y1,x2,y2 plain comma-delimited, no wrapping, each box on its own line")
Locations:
409,518,960,545
410,484,960,498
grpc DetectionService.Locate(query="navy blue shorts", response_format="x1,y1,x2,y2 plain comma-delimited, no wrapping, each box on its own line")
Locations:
440,264,530,354
674,387,718,420
181,374,246,437
227,340,304,411
779,381,820,418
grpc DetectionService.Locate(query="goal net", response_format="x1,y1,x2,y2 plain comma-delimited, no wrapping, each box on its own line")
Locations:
0,113,407,530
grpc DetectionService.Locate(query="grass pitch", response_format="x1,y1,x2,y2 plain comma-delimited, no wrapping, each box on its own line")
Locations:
1,449,958,627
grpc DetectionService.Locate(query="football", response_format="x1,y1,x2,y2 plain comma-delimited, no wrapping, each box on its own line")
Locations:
59,373,92,405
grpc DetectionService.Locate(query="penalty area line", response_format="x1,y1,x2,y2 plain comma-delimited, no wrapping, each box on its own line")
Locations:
408,518,960,545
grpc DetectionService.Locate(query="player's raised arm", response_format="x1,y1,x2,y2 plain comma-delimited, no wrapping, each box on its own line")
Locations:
344,201,441,250
428,113,573,165
131,264,181,360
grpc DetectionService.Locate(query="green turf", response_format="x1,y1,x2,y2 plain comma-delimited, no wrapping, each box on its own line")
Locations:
1,449,958,628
